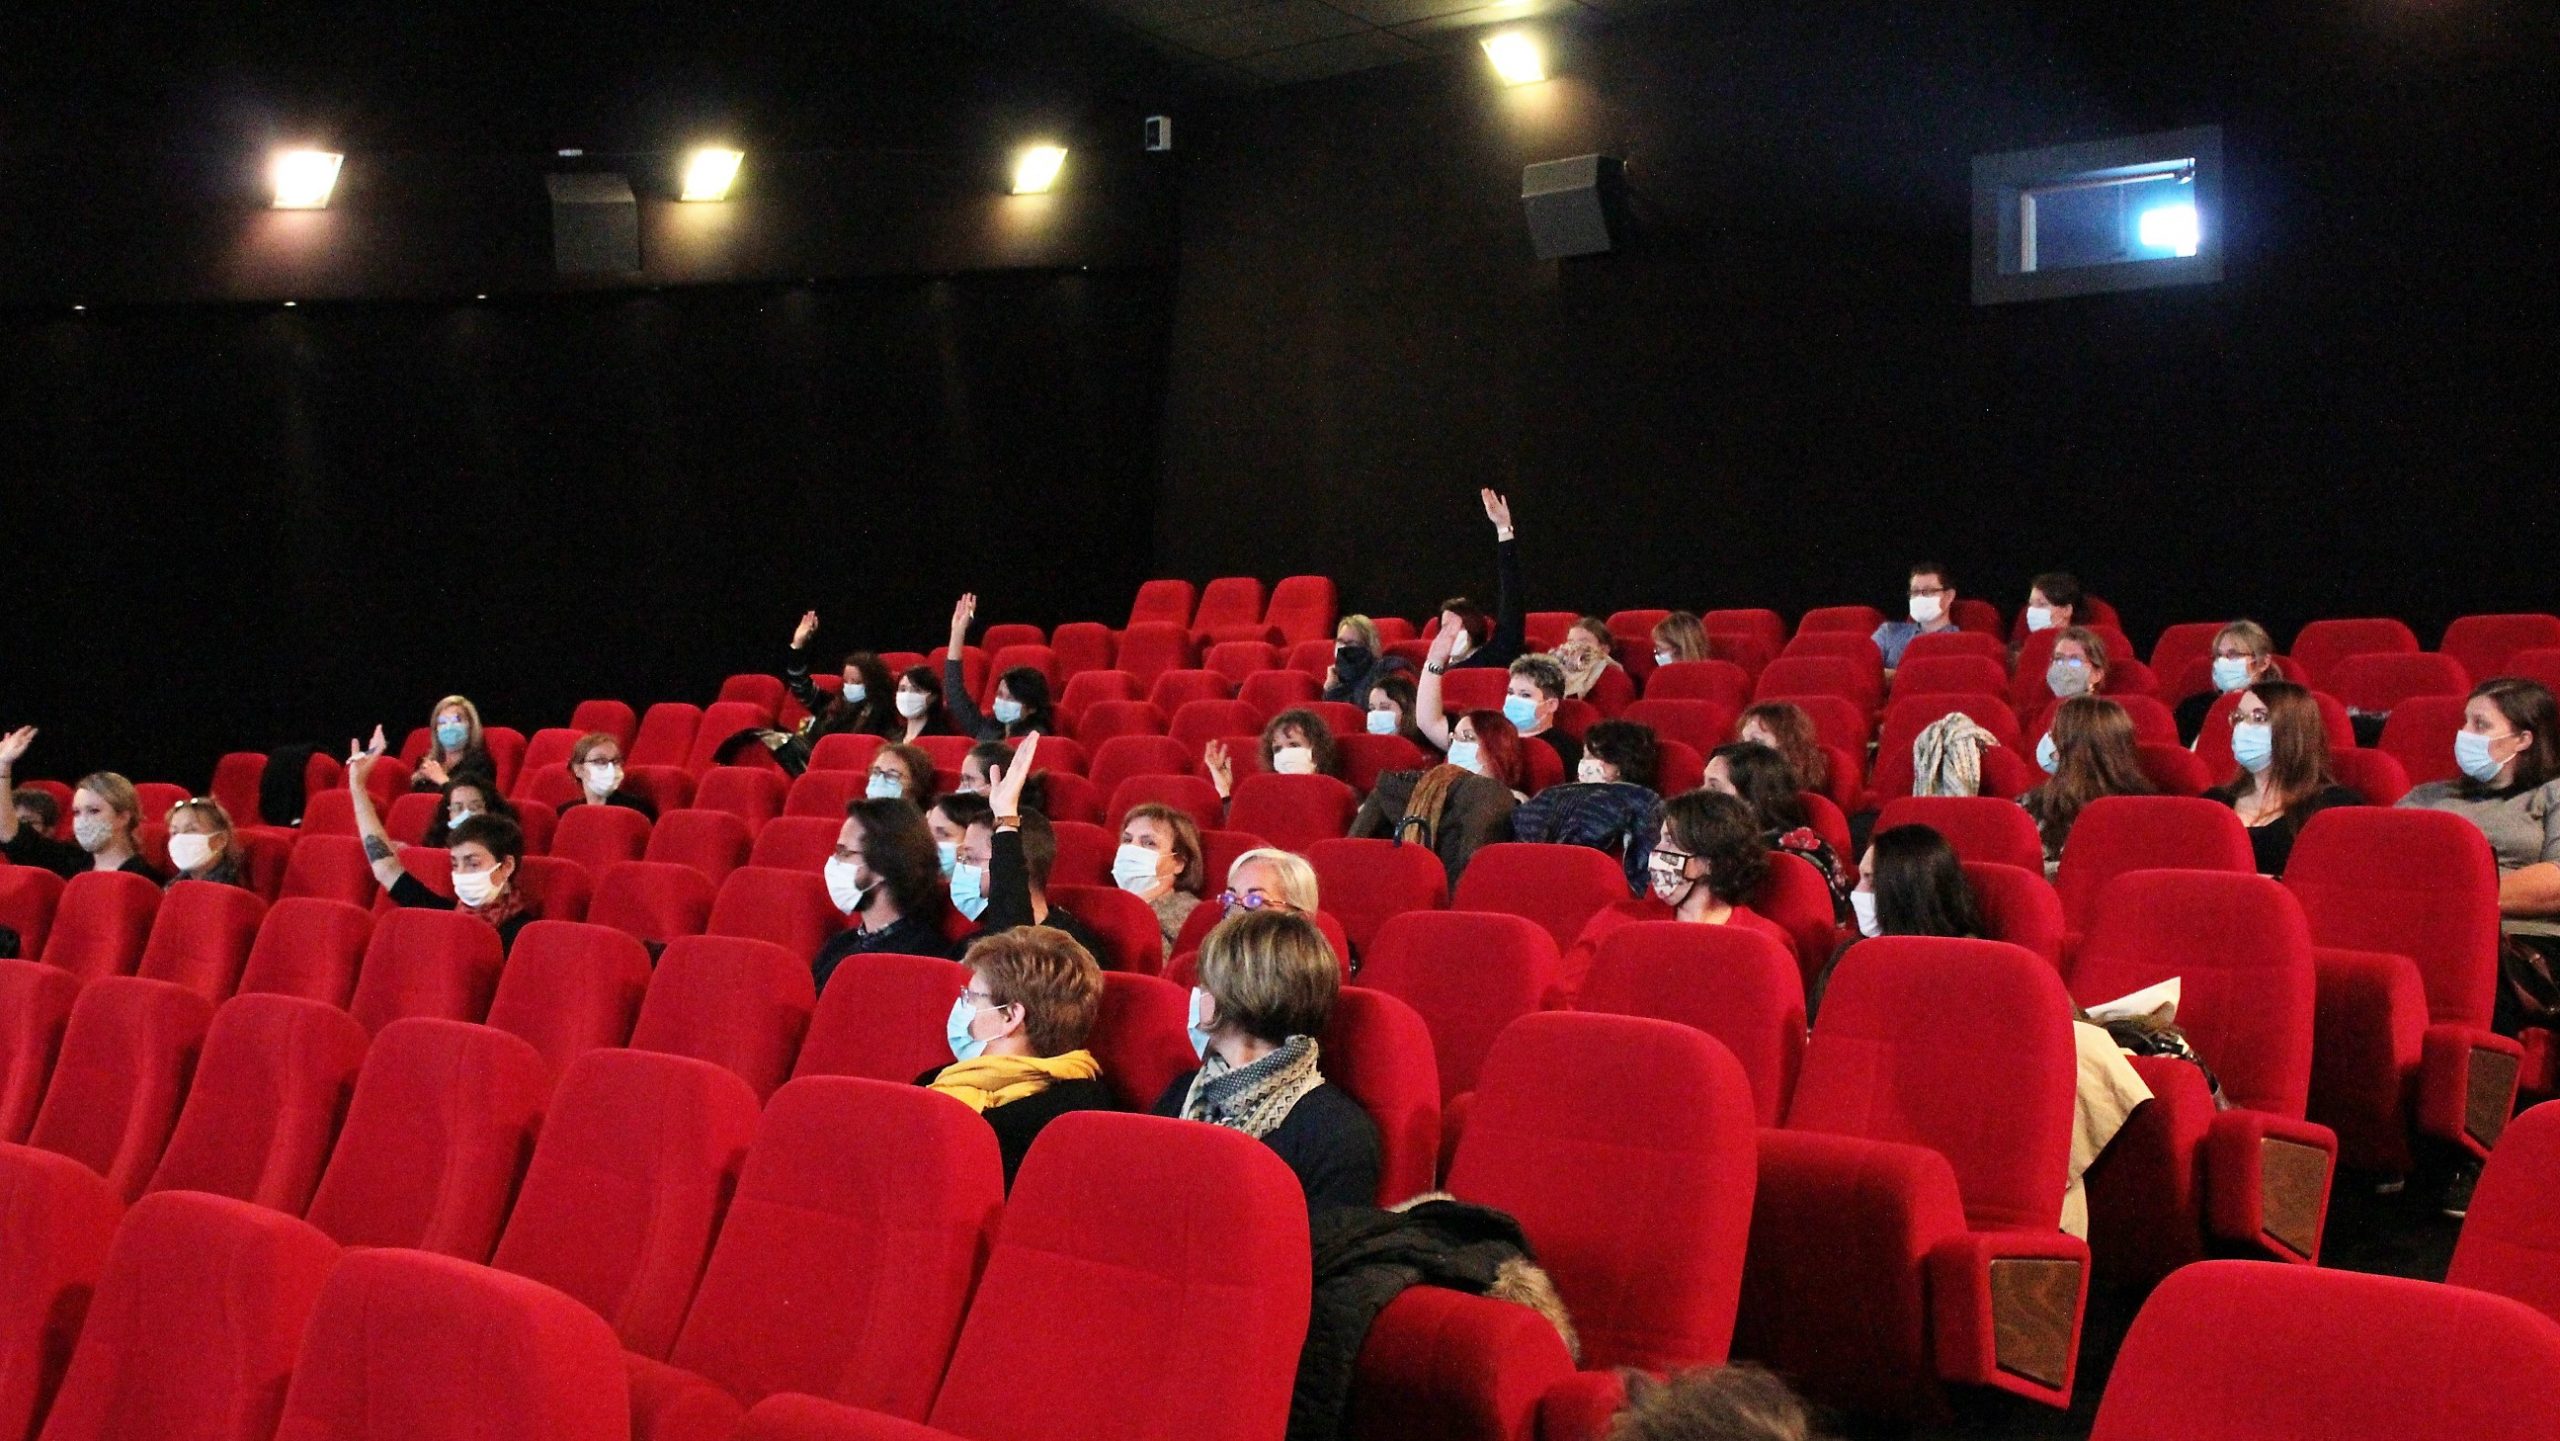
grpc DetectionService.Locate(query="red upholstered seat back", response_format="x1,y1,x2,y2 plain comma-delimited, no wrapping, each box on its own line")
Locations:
2448,1100,2560,1326
349,906,507,1034
646,808,755,887
926,1113,1311,1441
630,935,818,1100
42,870,162,984
485,920,653,1083
1963,861,2066,968
1307,837,1448,958
0,1147,125,1441
2287,807,2501,1029
1088,972,1199,1111
1581,920,1806,1126
1450,1013,1758,1371
793,953,970,1085
2290,617,2420,677
136,879,268,1002
590,861,717,949
237,897,372,1007
1790,938,2077,1232
146,993,370,1214
1873,796,2046,875
1452,842,1632,952
1226,773,1360,852
2054,796,2254,933
2441,613,2560,684
1317,986,1441,1206
0,959,80,1142
29,976,214,1201
2073,870,2318,1117
1361,911,1559,1102
303,1017,549,1260
0,868,66,966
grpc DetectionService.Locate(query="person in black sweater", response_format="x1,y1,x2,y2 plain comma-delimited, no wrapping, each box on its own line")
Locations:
348,736,535,950
1441,487,1528,671
557,731,656,820
2205,681,2363,876
1500,653,1583,777
920,926,1116,1187
943,593,1056,743
956,733,1106,961
783,610,900,740
0,730,165,882
1153,908,1382,1211
812,797,958,992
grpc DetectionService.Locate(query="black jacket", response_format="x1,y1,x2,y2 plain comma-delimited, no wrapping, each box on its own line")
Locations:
812,911,958,993
915,1068,1118,1188
2,830,164,884
983,827,1106,962
1150,1073,1381,1212
1450,537,1527,671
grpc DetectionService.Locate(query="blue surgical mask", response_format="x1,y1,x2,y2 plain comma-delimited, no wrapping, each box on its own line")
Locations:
866,772,903,800
1501,695,1539,730
1187,987,1215,1059
1446,740,1482,774
434,719,469,749
937,840,959,879
992,698,1024,726
2456,730,2508,784
2211,657,2252,693
2046,659,2091,699
946,995,989,1062
2231,722,2274,775
1365,709,1398,736
950,864,990,920
2036,732,2059,775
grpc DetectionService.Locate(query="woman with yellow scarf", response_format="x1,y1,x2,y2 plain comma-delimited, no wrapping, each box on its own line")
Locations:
924,926,1114,1186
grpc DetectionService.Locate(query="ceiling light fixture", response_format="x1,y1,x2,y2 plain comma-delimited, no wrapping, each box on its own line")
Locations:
1481,31,1547,85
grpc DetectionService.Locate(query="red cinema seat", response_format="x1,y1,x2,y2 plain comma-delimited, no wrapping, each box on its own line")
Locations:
1891,654,2008,698
498,852,581,921
1902,630,2009,666
692,766,789,831
2291,617,2420,677
591,861,717,949
1350,1014,1758,1441
293,792,356,841
383,792,443,844
750,817,842,873
303,1017,549,1260
0,867,67,964
980,623,1045,653
2447,1100,2560,1324
209,751,269,826
128,781,190,821
1581,921,1806,1125
236,897,371,1008
1033,770,1105,825
1045,819,1112,887
1333,734,1429,794
491,1050,759,1358
145,993,369,1214
2146,620,2224,685
0,959,80,1142
630,935,818,1101
731,1111,1309,1441
1190,575,1267,643
1963,861,2066,968
1756,656,1881,714
647,808,755,887
630,702,705,770
708,866,843,958
1078,701,1172,750
623,764,698,815
1048,621,1115,680
347,907,506,1034
1226,773,1359,852
1870,696,2025,801
1016,733,1088,777
519,725,581,785
1795,604,1886,637
1086,971,1199,1111
230,828,294,903
2134,741,2213,796
553,803,654,877
41,870,161,984
1436,668,1509,715
28,977,213,1200
1128,578,1198,630
793,953,970,1084
2072,871,2335,1283
2327,652,2471,715
1107,774,1224,834
2327,746,2410,805
717,673,787,722
1705,608,1785,650
517,764,585,811
624,1077,1006,1439
1316,986,1441,1206
983,646,1061,704
2286,808,2518,1172
271,1247,628,1441
2441,613,2560,685
1044,884,1167,974
0,1146,123,1441
1057,670,1142,733
1167,698,1259,753
1360,911,1558,1104
1452,842,1631,955
803,733,884,775
1263,575,1338,648
1763,692,1871,753
2053,796,2254,937
1736,938,2087,1418
1750,850,1846,996
1161,907,1350,989
1618,698,1739,756
2089,1260,2560,1441
1643,660,1753,708
135,879,266,1002
580,697,645,751
2376,693,2469,786
36,1189,339,1441
1116,623,1200,689
1307,837,1449,959
278,836,376,909
484,920,653,1084
1237,668,1320,719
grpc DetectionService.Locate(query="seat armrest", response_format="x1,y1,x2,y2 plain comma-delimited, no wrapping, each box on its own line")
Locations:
1925,1229,2089,1407
627,1353,745,1441
2202,1110,2336,1263
2416,1023,2524,1159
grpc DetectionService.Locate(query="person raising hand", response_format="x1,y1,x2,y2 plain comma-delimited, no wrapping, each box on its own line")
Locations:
957,731,1106,959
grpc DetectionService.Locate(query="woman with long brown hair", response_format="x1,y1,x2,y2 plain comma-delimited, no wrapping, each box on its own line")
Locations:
2206,681,2360,874
2021,695,2154,872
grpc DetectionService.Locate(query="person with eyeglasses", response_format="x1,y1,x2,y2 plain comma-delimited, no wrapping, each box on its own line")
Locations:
1215,847,1321,919
921,926,1113,1188
558,732,654,819
866,743,939,807
954,732,1103,960
812,796,957,993
1151,907,1379,1210
1871,561,1963,680
162,797,249,889
1556,790,1793,1006
2176,620,2284,745
2205,681,2359,876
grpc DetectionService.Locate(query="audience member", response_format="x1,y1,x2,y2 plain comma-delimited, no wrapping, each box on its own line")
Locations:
347,735,532,949
1153,908,1380,1210
1551,615,1622,701
1324,615,1411,707
425,775,520,846
1219,846,1321,917
412,695,496,790
2022,571,2082,637
1365,673,1420,740
1115,801,1208,950
1651,610,1712,666
1559,790,1792,1004
812,797,955,992
163,796,247,889
1439,488,1527,670
1606,1363,1828,1441
1706,742,1850,921
1206,707,1340,801
10,786,57,841
2022,695,2154,871
2206,681,2360,875
1872,560,1961,676
561,731,655,818
2176,619,2283,743
1736,702,1831,795
2043,625,2110,702
961,734,1103,957
0,728,162,880
928,792,991,879
870,742,938,806
944,593,1055,741
923,926,1112,1188
1513,718,1664,892
1821,823,1983,1016
783,611,899,740
891,665,955,743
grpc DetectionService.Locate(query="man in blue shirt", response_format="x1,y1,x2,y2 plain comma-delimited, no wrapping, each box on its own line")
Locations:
1871,561,1960,680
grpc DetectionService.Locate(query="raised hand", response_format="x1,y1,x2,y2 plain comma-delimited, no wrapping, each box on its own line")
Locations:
950,594,977,640
793,610,820,648
1204,739,1234,797
990,731,1038,815
346,731,385,779
1480,487,1514,538
0,726,35,767
1426,624,1460,665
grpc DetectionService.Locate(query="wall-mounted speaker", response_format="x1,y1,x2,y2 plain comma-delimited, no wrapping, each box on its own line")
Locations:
546,172,639,275
1521,154,1625,260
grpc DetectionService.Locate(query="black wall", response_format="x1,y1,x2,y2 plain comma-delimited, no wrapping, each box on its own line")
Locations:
1155,0,2559,645
3,272,1174,789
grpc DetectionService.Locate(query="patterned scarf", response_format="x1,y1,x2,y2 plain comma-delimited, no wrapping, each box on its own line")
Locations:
1913,713,1997,798
1180,1035,1326,1140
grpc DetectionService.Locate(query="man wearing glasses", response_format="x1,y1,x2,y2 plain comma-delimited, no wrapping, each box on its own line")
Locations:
1872,562,1961,681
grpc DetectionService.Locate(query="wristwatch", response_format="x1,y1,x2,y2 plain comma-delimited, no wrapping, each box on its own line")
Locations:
994,814,1022,829
1425,661,1448,675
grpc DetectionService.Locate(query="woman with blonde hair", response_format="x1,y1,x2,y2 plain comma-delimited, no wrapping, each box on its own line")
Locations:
2177,619,2285,743
1153,907,1379,1209
1650,611,1712,666
1324,614,1410,708
164,796,249,889
1219,845,1320,917
0,728,161,880
926,926,1113,1188
413,694,495,790
1114,801,1210,950
2022,696,2155,870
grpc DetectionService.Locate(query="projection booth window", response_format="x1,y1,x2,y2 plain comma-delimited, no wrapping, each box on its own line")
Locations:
1972,126,2223,304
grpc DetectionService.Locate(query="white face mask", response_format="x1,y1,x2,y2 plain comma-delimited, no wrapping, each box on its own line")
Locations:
72,815,113,853
1577,757,1608,784
1365,709,1398,736
2212,656,2253,693
1908,594,1944,625
1654,650,1675,668
1271,745,1316,776
2025,605,2055,633
451,866,504,908
1850,888,1882,938
583,762,621,797
1111,842,1165,894
824,855,872,914
1446,740,1482,774
895,690,931,719
1448,628,1471,655
167,832,215,874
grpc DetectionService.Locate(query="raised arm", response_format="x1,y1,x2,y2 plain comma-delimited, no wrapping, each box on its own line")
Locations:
1415,627,1457,751
943,593,994,739
783,610,825,708
1482,488,1526,665
346,730,409,891
0,726,32,843
983,731,1041,928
